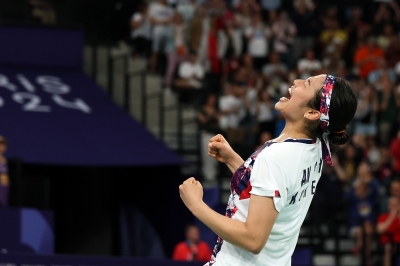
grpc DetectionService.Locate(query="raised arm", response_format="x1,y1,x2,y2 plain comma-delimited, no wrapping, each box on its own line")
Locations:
208,134,244,173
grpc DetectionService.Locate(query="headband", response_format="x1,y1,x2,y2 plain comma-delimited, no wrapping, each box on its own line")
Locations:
320,75,336,166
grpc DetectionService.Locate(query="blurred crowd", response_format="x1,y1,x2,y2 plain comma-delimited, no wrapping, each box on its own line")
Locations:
131,0,400,263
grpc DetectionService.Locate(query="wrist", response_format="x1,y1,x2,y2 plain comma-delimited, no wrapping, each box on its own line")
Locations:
191,201,207,217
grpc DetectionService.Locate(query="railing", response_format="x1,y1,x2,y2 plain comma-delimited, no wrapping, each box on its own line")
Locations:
87,41,198,156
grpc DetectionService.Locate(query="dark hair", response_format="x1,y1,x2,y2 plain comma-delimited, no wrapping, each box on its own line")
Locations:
306,77,357,146
184,223,198,234
0,136,8,145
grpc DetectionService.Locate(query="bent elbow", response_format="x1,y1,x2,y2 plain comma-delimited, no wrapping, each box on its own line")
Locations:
247,242,264,255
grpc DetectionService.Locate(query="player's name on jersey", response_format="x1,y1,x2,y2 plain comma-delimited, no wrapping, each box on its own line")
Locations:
289,158,322,205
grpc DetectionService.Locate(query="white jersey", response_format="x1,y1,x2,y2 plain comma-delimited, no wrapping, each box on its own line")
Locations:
206,138,323,266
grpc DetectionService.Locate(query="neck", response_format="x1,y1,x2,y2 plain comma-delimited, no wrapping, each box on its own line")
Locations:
274,121,310,142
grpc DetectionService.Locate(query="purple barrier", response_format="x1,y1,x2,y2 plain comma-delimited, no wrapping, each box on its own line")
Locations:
0,253,204,266
0,67,184,166
0,26,83,70
0,208,54,255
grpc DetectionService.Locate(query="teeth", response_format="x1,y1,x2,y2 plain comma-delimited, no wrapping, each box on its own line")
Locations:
289,87,292,95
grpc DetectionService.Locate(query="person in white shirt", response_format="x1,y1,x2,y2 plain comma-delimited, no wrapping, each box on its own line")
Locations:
245,13,271,71
149,0,174,73
130,3,152,58
218,83,244,131
179,75,358,265
175,51,205,89
297,48,322,80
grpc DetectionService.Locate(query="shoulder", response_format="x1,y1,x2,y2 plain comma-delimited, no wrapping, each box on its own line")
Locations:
377,213,389,222
198,241,211,248
174,241,188,250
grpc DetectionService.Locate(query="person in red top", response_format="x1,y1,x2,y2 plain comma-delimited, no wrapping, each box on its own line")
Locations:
354,36,384,79
390,129,400,173
377,197,400,266
172,224,212,262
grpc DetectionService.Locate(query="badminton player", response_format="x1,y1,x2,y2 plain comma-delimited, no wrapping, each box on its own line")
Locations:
179,75,357,265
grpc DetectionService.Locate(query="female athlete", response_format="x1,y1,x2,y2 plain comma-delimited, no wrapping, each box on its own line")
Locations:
179,75,357,265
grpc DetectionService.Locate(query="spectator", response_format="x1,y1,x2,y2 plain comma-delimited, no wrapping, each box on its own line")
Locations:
385,35,400,69
189,6,210,70
319,19,348,72
216,3,239,60
271,10,297,68
254,131,272,151
219,83,244,131
197,94,221,184
373,1,400,34
241,54,259,87
291,0,317,61
367,58,396,86
0,137,8,207
244,13,271,71
172,224,212,262
256,89,275,140
149,0,175,73
344,6,370,68
164,13,188,90
354,36,384,79
354,84,378,137
347,161,378,261
365,137,381,173
297,48,322,80
262,52,287,90
375,147,395,183
29,0,56,25
377,74,399,146
174,50,205,89
390,129,400,174
333,143,363,190
238,81,258,147
377,23,397,51
219,82,246,144
377,197,400,266
312,158,346,234
130,2,152,58
177,0,197,23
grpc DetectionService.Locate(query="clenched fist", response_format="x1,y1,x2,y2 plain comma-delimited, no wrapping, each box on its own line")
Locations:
179,177,204,213
208,134,235,163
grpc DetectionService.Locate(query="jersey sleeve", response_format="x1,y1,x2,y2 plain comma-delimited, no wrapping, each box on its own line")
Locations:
249,150,287,212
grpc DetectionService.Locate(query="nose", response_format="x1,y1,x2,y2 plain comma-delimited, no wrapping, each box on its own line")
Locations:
293,79,303,86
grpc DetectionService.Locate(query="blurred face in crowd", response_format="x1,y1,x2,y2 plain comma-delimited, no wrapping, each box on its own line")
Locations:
275,75,326,122
357,161,372,183
305,49,315,60
351,7,362,20
206,94,217,106
388,197,400,212
344,144,356,160
159,0,167,5
391,181,400,198
173,13,183,24
189,53,197,64
270,52,280,64
354,181,367,199
185,226,200,244
0,143,7,155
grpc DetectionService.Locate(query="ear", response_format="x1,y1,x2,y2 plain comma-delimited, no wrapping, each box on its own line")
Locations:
304,110,321,121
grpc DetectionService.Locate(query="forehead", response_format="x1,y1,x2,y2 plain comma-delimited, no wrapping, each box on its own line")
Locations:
308,75,327,91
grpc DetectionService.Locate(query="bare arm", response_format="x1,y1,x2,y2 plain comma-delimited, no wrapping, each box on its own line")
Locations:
377,214,396,234
179,178,278,254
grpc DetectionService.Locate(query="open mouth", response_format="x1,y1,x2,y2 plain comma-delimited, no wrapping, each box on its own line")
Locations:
280,87,292,102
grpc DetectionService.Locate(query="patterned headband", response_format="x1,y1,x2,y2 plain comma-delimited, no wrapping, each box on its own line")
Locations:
319,75,336,166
